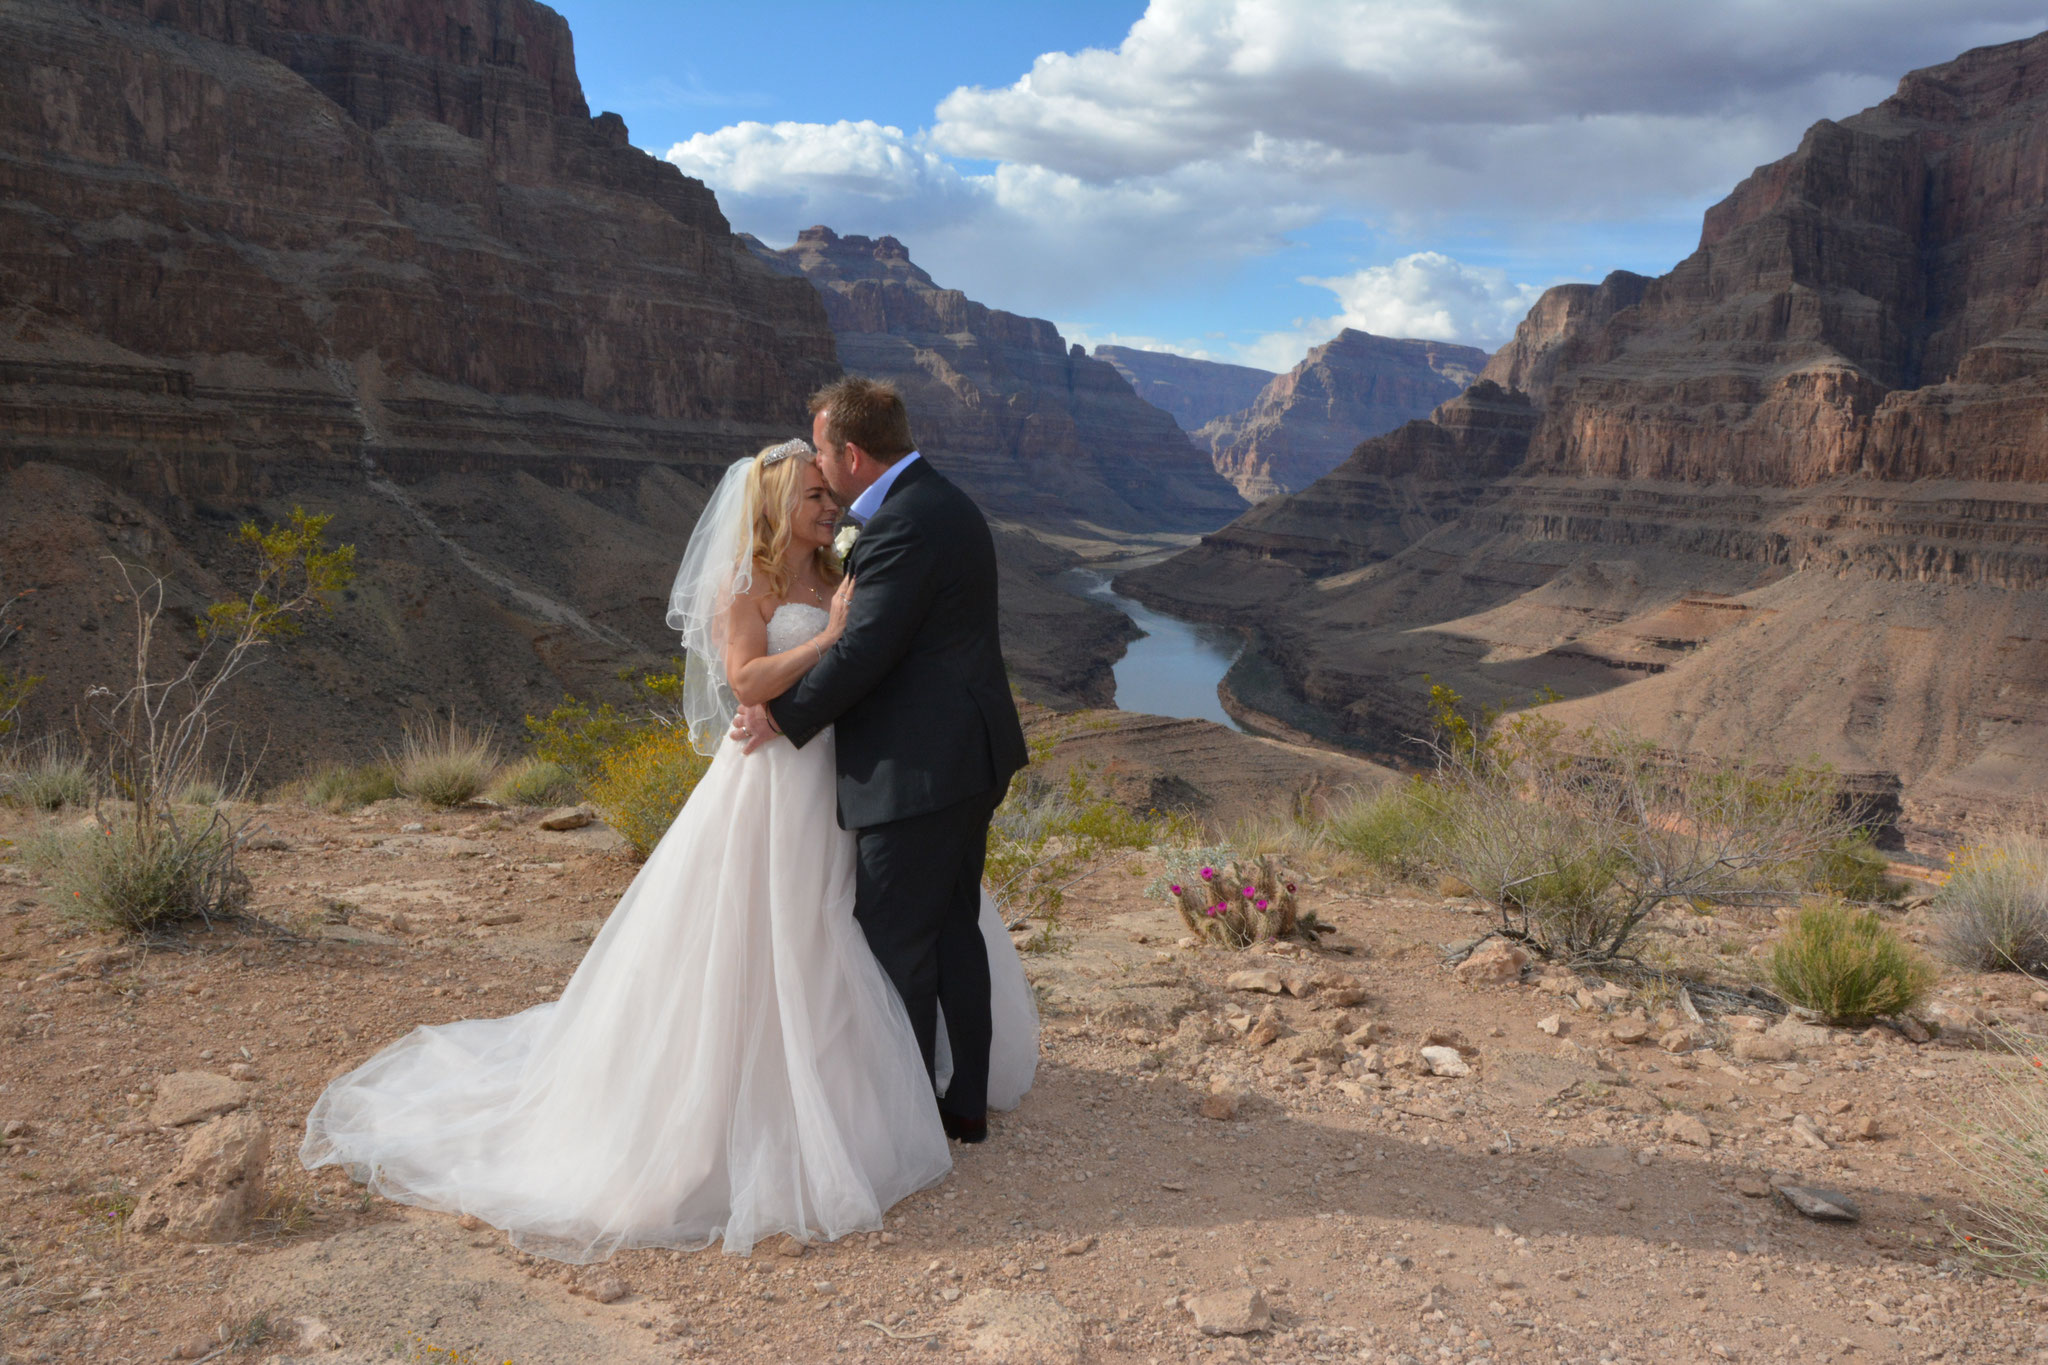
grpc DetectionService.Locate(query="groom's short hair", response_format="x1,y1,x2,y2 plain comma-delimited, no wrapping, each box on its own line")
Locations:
810,377,915,462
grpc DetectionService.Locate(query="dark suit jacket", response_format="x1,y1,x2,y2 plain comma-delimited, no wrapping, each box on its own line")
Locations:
768,458,1029,830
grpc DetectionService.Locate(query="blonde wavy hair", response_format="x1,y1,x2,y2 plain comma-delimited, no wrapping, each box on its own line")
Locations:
746,442,844,602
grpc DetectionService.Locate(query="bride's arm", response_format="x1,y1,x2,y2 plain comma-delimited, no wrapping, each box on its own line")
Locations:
723,583,850,706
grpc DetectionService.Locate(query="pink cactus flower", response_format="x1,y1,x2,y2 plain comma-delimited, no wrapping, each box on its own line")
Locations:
1169,885,1183,895
1200,867,1215,880
1256,899,1269,910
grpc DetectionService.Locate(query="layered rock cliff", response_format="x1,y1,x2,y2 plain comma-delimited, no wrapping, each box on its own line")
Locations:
1093,347,1277,434
754,227,1249,534
1123,31,2048,846
0,0,1148,765
1197,330,1487,501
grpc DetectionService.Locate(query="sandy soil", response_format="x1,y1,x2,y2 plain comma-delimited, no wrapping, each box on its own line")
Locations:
2,755,2045,1365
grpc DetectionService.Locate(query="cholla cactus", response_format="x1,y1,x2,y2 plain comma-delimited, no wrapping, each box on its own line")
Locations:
1166,854,1300,948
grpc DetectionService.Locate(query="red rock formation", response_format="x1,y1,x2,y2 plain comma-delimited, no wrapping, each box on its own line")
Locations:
1199,330,1487,500
1124,32,2048,846
0,0,843,762
757,227,1248,533
1092,347,1277,434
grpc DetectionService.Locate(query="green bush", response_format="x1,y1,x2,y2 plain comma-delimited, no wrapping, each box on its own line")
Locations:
1935,838,2048,973
1766,898,1935,1022
392,713,499,809
523,697,645,787
294,761,400,812
486,756,579,808
25,815,247,934
585,726,710,859
1322,778,1447,878
1807,831,1904,903
0,747,93,812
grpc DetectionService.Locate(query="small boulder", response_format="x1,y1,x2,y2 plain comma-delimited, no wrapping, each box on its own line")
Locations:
1775,1184,1860,1222
128,1113,269,1242
1419,1046,1472,1078
1732,1032,1797,1063
1657,1028,1699,1055
1277,1028,1347,1065
149,1071,249,1127
1244,1004,1284,1050
1767,1017,1836,1049
1662,1112,1712,1148
1850,1114,1883,1141
1454,939,1531,986
1186,1285,1272,1336
1536,1014,1564,1037
1226,969,1286,995
538,804,596,832
574,1274,629,1303
1605,1013,1651,1045
1198,1080,1243,1121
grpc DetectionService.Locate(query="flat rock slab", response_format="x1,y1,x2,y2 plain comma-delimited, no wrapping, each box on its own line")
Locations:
1776,1184,1862,1221
149,1071,249,1127
1186,1285,1272,1336
948,1290,1086,1364
538,804,595,831
1482,1048,1601,1108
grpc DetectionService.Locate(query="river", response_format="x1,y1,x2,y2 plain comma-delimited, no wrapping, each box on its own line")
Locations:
1065,570,1248,732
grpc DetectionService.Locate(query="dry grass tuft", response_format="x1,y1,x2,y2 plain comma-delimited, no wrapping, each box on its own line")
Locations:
0,744,92,812
1947,1027,2048,1279
393,712,500,809
1766,897,1935,1023
24,812,248,934
292,760,400,813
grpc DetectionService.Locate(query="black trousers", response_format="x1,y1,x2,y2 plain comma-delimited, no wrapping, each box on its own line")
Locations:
853,788,1002,1120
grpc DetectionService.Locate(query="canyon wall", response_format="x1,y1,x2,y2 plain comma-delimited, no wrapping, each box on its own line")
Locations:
1198,330,1487,501
1123,32,2048,846
755,227,1248,535
0,0,1111,767
1092,347,1277,434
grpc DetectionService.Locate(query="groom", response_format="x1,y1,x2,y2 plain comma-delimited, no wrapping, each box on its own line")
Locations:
732,377,1028,1143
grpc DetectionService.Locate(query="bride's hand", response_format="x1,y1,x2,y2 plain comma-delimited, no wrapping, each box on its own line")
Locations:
822,575,855,644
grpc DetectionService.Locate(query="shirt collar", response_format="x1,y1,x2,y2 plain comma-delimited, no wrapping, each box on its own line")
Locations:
846,450,920,525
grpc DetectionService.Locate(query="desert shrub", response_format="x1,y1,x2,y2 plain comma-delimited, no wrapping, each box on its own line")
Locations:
1766,898,1935,1022
1807,831,1904,903
392,712,499,809
1947,1027,2048,1279
1422,684,1860,962
585,726,710,859
294,761,400,812
0,746,93,812
25,813,247,934
988,747,1194,949
487,756,579,808
1323,778,1448,878
1155,852,1312,948
1935,838,2048,973
523,697,644,787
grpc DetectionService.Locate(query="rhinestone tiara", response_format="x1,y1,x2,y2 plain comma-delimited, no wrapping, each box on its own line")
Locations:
758,438,810,466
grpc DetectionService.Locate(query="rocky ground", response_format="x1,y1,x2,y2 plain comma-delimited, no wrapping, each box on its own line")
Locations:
2,726,2045,1365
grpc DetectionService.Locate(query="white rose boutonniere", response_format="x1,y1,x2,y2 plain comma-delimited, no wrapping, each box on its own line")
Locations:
833,522,860,570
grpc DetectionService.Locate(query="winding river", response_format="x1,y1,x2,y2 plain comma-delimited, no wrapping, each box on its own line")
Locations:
1065,570,1248,732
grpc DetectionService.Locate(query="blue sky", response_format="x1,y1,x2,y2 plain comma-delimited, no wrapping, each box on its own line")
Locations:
556,1,2048,373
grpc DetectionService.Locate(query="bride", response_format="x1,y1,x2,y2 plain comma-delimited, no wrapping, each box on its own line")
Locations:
300,439,1039,1264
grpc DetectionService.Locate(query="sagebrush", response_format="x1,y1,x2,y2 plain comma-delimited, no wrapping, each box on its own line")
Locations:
26,814,248,935
1322,778,1446,879
1422,684,1861,962
1935,837,2048,973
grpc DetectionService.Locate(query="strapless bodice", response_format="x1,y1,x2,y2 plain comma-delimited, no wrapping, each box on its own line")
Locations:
767,603,830,655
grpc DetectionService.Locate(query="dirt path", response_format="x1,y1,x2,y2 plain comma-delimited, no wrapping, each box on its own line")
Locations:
2,795,2042,1365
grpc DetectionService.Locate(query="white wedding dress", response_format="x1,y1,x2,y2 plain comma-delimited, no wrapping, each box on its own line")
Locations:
300,605,1039,1263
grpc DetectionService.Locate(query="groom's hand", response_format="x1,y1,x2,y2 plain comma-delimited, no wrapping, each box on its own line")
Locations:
731,702,778,755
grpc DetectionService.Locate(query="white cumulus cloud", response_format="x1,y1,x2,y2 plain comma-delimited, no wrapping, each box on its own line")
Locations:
663,1,2048,367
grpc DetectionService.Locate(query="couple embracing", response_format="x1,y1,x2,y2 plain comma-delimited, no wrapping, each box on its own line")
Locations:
301,378,1039,1264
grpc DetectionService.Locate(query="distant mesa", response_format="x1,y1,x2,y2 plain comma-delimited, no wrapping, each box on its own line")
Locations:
1092,347,1277,435
750,226,1248,536
1196,329,1487,500
1121,29,2048,847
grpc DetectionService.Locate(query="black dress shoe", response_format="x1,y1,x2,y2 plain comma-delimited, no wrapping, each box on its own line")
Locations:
940,1111,988,1144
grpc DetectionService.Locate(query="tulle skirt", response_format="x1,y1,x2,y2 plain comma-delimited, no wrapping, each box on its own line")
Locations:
299,727,1038,1263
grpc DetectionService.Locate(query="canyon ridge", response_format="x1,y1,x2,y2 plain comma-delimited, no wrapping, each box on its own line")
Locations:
1123,30,2048,851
